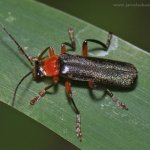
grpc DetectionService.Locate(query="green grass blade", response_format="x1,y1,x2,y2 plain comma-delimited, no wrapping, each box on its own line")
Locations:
0,0,150,149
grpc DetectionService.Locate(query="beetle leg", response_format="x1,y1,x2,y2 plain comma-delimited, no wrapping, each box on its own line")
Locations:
82,39,107,57
30,83,54,105
82,32,113,57
65,80,82,141
88,80,97,88
82,41,88,57
37,47,56,60
61,43,67,54
68,28,75,49
106,32,113,48
88,82,128,110
61,28,76,54
106,89,128,110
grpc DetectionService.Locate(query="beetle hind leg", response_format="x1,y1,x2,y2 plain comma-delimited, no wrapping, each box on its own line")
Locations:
88,81,128,110
106,89,128,110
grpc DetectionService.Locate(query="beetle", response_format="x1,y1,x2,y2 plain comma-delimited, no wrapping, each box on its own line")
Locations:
0,23,137,141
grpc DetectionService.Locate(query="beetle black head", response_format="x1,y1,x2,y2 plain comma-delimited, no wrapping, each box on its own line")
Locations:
32,60,44,80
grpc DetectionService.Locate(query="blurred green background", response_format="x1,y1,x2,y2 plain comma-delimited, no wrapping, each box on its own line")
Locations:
38,0,150,52
1,0,150,150
0,103,79,150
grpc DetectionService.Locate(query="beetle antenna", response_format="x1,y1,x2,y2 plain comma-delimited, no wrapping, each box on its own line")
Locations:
12,71,32,106
0,23,33,65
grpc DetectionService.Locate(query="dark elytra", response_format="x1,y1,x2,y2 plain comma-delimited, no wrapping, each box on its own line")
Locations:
59,53,137,88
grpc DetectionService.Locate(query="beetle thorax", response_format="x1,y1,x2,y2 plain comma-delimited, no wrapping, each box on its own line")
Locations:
41,55,59,77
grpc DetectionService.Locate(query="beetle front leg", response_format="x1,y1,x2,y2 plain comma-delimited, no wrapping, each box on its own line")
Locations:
30,83,55,105
65,80,82,141
37,47,56,60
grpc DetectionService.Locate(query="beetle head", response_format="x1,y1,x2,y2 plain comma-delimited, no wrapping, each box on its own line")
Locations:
32,59,44,80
